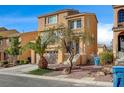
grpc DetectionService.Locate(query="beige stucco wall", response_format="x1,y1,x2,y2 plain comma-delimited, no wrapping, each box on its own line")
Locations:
18,32,38,61
84,15,98,55
38,12,70,31
113,31,120,58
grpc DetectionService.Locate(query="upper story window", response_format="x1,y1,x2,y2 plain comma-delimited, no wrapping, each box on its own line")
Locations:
6,39,10,45
118,9,124,23
69,19,81,29
48,15,57,24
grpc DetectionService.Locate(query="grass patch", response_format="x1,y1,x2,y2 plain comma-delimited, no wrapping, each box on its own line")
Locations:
28,68,53,75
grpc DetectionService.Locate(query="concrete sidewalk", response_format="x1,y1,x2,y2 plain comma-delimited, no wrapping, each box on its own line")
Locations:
0,64,113,87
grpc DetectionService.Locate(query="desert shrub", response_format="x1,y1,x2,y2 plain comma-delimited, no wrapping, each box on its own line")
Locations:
20,60,28,65
99,51,113,65
0,61,9,65
0,61,10,67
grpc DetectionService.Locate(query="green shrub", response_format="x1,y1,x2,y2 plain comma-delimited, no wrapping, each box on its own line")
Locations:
0,61,9,65
19,60,28,65
0,61,10,67
24,60,28,64
99,51,113,65
20,60,24,64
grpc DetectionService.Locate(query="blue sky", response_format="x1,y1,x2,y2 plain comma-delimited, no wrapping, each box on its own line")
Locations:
0,5,113,45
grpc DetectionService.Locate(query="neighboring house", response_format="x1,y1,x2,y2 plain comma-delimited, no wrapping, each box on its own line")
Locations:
97,44,107,55
0,27,38,63
31,9,98,65
112,5,124,58
18,31,38,61
0,27,18,62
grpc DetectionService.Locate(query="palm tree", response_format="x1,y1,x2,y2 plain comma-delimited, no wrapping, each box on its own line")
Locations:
23,30,56,69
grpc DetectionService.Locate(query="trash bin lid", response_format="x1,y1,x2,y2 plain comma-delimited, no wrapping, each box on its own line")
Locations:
94,57,100,59
113,66,124,73
113,66,124,69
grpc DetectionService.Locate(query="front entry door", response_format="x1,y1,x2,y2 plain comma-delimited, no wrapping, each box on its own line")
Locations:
118,35,124,52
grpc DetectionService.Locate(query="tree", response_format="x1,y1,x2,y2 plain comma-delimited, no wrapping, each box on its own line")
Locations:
54,25,95,74
5,36,21,66
0,36,2,40
23,29,56,69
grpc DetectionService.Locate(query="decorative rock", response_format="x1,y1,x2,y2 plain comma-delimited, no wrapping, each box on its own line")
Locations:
96,71,106,76
62,68,71,75
102,66,112,74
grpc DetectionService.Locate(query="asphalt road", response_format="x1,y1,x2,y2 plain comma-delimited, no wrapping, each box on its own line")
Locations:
0,74,98,87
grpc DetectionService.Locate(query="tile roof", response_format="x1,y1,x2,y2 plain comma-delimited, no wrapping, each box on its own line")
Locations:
0,27,8,31
0,30,18,38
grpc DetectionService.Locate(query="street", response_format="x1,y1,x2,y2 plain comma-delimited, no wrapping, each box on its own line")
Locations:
0,74,99,87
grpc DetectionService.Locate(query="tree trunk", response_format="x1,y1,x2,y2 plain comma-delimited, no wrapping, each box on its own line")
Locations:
62,54,74,75
13,56,17,66
38,55,48,69
68,54,74,73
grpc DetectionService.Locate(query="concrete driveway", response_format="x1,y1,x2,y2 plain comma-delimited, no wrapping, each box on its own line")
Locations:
0,64,38,74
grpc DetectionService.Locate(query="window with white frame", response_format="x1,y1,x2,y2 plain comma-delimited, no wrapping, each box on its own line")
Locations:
69,19,81,29
48,15,57,24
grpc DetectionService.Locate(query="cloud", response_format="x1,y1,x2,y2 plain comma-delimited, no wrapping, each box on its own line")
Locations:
98,23,113,46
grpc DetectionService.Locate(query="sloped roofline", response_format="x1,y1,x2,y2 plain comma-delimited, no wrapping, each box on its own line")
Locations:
66,13,98,23
113,5,124,9
38,9,80,18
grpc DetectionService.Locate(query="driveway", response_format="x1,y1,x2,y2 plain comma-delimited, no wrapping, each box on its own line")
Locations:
0,64,37,74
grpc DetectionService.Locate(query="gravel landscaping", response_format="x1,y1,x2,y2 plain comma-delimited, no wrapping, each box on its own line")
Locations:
42,65,113,82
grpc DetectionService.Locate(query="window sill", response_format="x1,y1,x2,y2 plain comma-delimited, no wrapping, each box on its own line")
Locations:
45,23,58,26
71,28,82,31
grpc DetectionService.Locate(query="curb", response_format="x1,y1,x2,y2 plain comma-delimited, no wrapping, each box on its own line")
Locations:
0,72,112,87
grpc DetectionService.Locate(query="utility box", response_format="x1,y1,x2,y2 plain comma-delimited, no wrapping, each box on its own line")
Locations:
113,66,124,87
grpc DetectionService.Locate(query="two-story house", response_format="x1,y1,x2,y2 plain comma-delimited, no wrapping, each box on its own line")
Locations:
0,27,38,64
112,5,124,59
0,27,18,62
31,9,98,65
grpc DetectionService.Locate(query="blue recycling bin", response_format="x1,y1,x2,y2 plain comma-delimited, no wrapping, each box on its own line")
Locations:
113,66,124,87
94,57,100,66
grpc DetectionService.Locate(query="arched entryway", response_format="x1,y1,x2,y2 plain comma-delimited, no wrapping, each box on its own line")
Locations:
118,31,124,52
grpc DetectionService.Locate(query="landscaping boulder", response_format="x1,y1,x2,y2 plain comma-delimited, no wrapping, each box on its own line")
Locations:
102,66,112,74
96,71,106,76
62,68,71,75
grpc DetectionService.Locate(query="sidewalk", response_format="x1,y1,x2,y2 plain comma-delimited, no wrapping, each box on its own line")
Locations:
0,64,113,87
